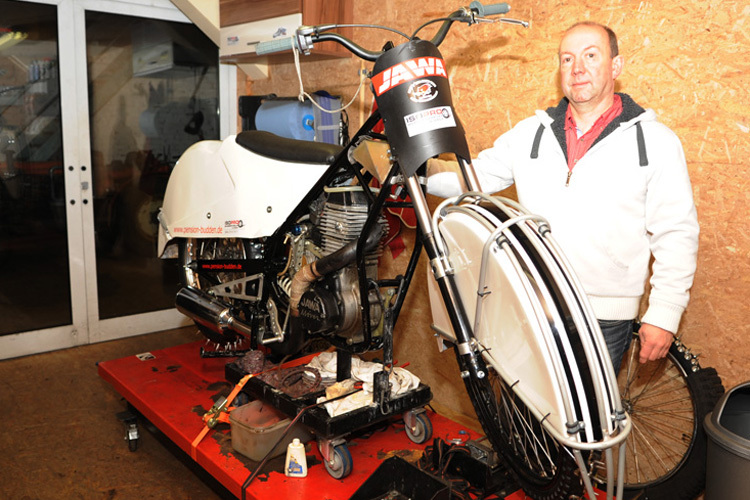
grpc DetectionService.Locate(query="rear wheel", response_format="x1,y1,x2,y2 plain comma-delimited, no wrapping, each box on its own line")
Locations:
179,237,251,344
461,355,583,500
610,334,724,500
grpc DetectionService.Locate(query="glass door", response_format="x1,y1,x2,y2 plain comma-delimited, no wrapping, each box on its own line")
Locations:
85,11,220,319
0,0,236,359
0,0,70,337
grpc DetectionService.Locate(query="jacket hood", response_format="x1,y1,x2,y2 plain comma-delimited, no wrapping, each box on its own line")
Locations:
534,93,652,159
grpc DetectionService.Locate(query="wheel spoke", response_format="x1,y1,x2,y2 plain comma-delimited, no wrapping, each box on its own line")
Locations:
629,417,682,475
500,382,559,477
475,367,581,498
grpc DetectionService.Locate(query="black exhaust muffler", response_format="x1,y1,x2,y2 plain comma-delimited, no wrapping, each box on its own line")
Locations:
175,286,254,338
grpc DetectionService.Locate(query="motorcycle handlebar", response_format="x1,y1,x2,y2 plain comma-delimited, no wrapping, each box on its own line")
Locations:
470,1,510,16
254,2,511,59
256,37,296,55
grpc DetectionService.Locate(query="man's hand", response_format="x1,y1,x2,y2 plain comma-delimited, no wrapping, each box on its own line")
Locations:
638,323,674,363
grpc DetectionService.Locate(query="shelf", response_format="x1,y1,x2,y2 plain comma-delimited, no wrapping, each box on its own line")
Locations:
218,0,353,64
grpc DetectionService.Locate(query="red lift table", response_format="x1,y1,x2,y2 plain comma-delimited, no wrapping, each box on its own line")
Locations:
98,340,529,500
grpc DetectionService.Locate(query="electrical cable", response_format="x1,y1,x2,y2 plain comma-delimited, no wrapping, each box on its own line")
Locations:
240,387,364,500
292,43,367,114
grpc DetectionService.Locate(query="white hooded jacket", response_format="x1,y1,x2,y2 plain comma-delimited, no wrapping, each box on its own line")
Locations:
428,94,699,333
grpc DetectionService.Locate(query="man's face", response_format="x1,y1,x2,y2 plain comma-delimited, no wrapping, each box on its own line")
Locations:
559,25,623,110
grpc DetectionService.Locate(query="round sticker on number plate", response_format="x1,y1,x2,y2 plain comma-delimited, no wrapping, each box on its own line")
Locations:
407,79,439,103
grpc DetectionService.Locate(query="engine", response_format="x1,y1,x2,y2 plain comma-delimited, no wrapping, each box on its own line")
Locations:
279,187,387,346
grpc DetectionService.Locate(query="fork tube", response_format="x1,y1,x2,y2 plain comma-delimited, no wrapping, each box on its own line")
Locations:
457,157,482,193
403,174,485,379
616,440,626,500
573,449,600,500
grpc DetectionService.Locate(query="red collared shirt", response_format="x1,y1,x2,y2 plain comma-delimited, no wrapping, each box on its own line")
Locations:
564,94,623,185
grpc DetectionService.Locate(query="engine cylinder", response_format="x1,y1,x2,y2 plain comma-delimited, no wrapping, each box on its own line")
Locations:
318,187,385,269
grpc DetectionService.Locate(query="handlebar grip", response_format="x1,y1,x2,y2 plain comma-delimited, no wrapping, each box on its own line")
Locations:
470,1,511,16
255,37,297,55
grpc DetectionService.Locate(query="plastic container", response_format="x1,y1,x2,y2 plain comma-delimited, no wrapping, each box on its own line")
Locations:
229,400,311,462
285,438,308,477
704,381,750,500
255,100,315,141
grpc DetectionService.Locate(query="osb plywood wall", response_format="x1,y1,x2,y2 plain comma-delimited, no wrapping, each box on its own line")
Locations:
243,0,750,423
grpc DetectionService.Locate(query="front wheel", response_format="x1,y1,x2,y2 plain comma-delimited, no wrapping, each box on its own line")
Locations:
460,354,583,500
610,334,724,500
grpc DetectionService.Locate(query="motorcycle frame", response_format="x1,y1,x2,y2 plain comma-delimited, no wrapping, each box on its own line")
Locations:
247,111,482,373
261,110,424,358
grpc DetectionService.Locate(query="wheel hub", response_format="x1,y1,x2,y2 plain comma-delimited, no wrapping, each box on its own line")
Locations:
621,398,633,413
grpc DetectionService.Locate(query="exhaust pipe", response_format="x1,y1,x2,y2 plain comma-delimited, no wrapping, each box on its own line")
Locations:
175,286,254,339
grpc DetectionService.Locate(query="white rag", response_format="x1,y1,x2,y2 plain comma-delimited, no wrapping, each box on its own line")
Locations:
307,352,421,417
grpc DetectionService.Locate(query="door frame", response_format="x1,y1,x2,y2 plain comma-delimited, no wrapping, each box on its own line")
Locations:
0,0,236,359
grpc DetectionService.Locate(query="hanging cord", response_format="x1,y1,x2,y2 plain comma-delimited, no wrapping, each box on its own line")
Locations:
292,43,367,114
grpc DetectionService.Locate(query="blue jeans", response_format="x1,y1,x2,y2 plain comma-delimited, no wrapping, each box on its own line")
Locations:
598,319,634,373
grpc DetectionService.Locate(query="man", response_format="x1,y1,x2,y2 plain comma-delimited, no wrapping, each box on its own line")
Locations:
428,22,699,372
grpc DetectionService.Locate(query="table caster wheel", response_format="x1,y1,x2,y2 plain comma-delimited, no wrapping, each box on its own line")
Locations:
405,412,432,444
323,443,353,479
116,409,140,452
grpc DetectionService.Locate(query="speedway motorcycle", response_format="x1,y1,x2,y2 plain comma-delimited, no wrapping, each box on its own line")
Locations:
157,3,723,499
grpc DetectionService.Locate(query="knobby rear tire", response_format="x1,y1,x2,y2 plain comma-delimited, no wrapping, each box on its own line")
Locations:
616,334,724,500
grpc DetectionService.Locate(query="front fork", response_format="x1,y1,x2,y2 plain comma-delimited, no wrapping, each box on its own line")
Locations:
403,173,487,380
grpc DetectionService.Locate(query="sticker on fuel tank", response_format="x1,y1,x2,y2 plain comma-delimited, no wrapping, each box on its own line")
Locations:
224,220,244,234
403,106,457,137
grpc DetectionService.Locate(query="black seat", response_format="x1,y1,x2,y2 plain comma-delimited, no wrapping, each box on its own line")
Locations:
236,130,343,165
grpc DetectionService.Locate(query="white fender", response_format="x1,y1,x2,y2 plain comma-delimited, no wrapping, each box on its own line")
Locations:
428,210,571,439
428,200,626,449
157,135,329,257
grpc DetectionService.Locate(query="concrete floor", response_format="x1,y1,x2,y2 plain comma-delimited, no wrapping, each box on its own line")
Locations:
0,327,229,500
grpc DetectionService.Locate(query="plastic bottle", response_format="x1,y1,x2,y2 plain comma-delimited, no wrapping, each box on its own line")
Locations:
284,438,308,478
